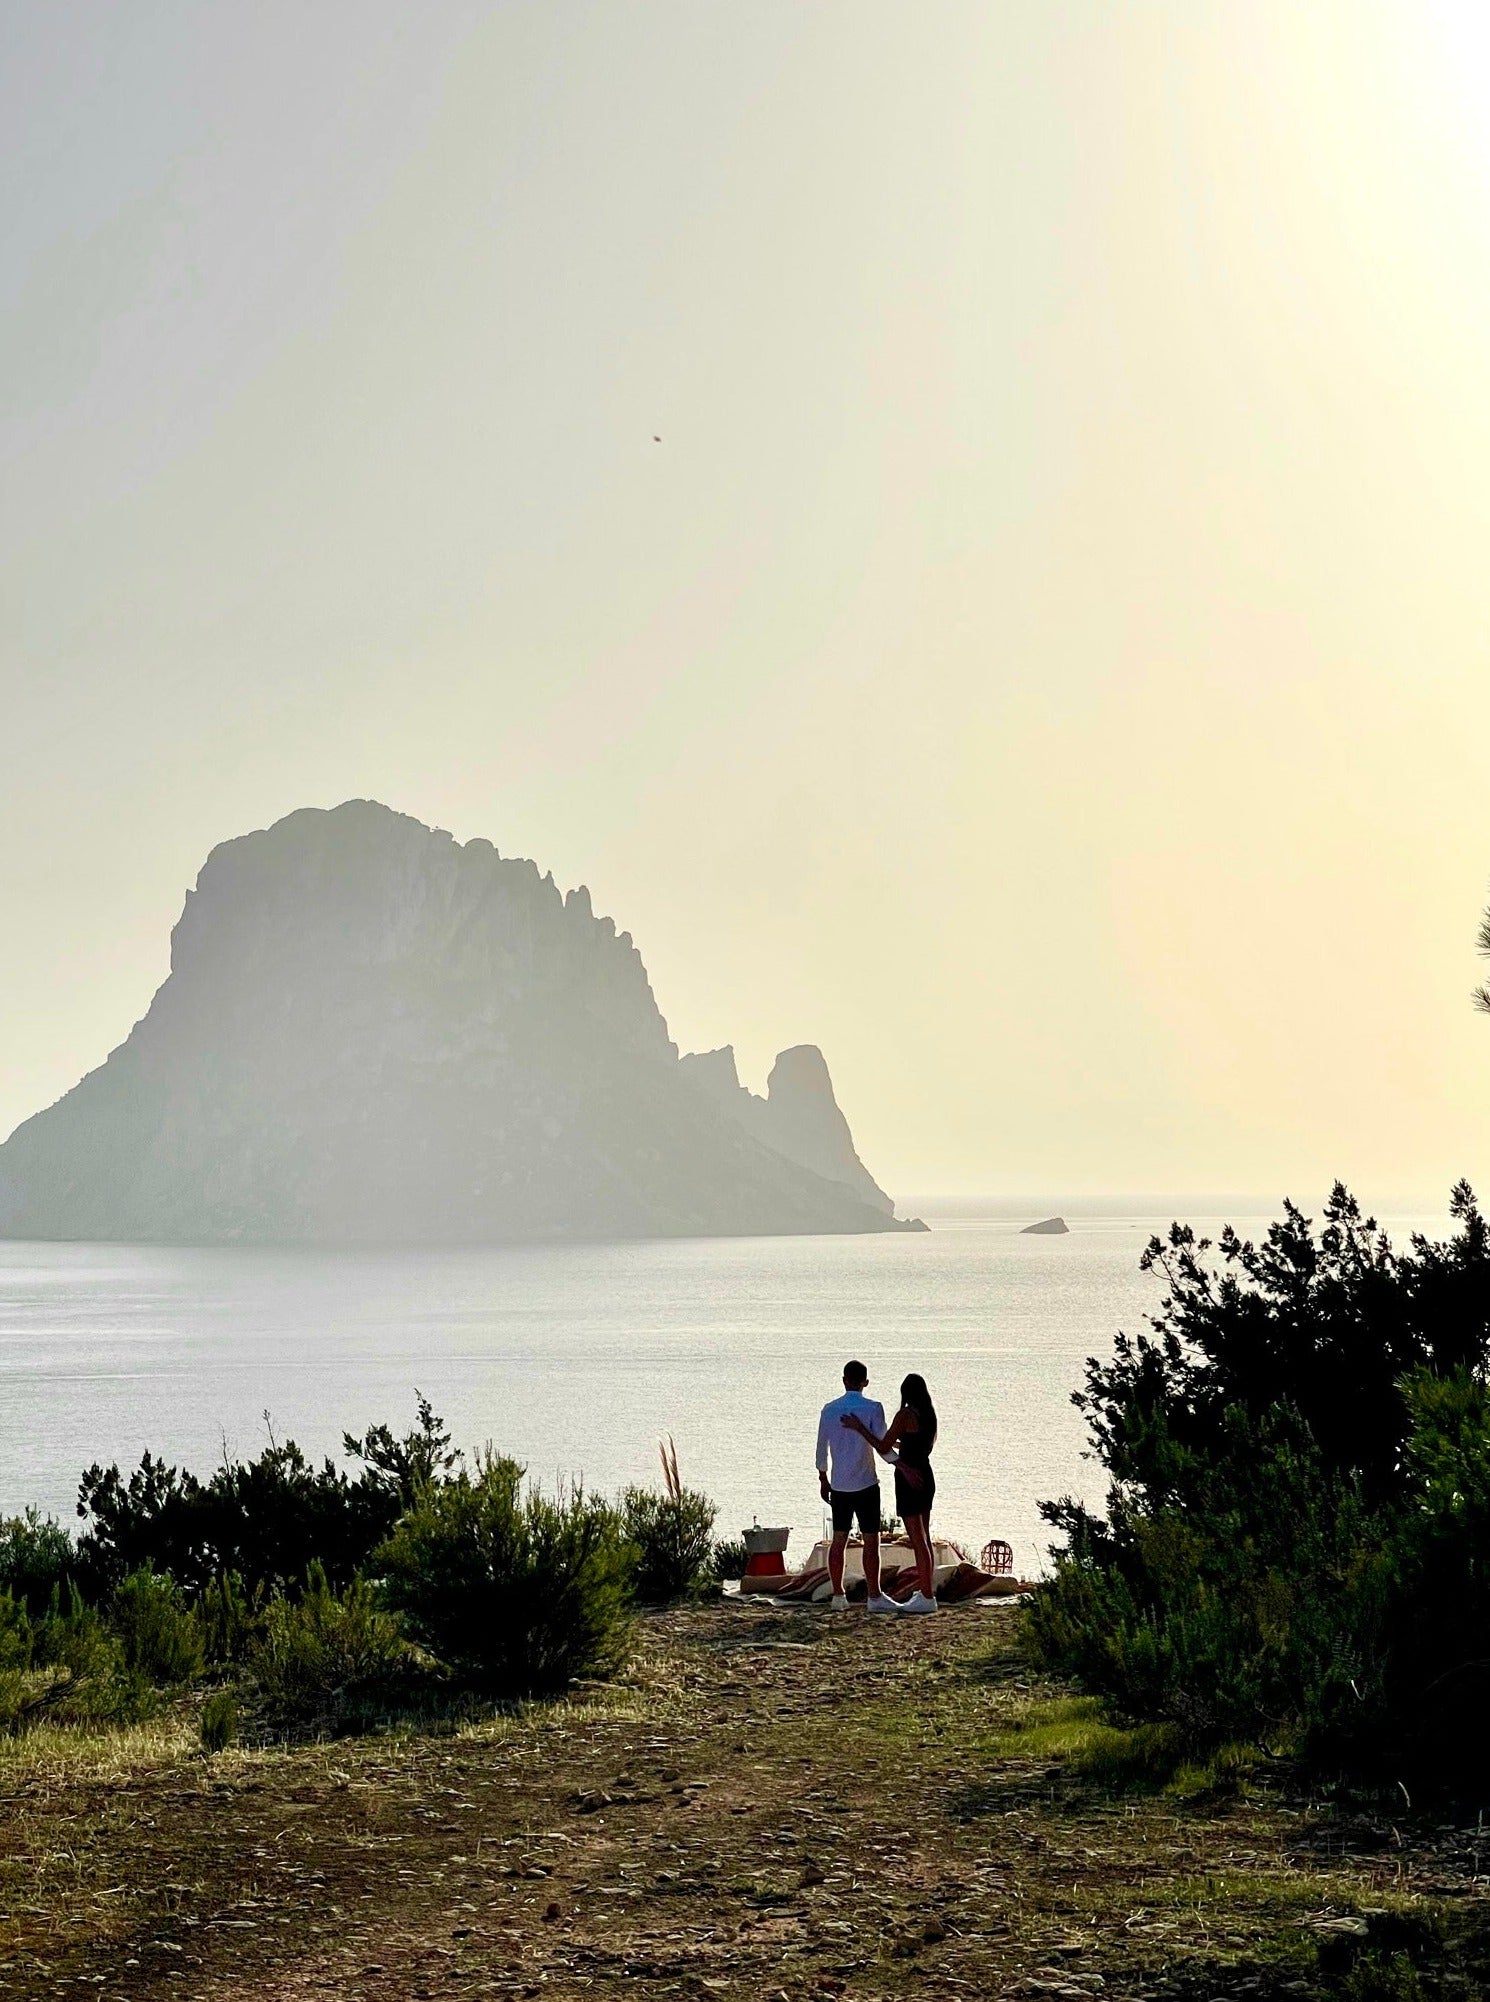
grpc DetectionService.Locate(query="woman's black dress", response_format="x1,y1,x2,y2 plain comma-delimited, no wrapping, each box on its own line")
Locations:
894,1416,936,1520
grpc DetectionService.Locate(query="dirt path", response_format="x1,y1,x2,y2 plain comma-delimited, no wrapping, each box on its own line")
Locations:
1,1600,1484,2000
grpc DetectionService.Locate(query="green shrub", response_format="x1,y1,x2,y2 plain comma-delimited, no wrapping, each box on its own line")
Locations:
377,1455,632,1697
195,1572,263,1665
6,1585,139,1728
1028,1184,1490,1795
622,1485,719,1602
0,1512,78,1616
245,1564,415,1731
342,1394,461,1504
621,1441,719,1603
76,1398,459,1597
1311,1905,1489,1998
1340,1370,1490,1791
1029,1406,1388,1751
0,1591,36,1734
110,1568,204,1687
31,1585,116,1679
200,1687,238,1753
712,1537,748,1583
0,1591,32,1673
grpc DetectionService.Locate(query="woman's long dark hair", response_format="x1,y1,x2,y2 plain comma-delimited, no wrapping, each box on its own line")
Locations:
900,1373,937,1445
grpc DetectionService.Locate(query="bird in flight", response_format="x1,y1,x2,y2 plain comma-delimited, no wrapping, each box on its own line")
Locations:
653,435,661,442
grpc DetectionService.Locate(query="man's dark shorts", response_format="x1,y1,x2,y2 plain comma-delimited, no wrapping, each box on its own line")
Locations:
830,1484,882,1536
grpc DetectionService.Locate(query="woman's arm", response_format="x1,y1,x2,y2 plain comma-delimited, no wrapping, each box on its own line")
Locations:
842,1410,907,1461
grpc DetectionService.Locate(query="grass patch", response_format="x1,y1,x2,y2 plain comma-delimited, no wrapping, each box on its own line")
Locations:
0,1704,199,1785
978,1686,1276,1800
1166,1739,1270,1798
981,1691,1187,1788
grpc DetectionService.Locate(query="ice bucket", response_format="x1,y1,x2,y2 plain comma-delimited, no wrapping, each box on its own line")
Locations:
742,1526,791,1557
740,1524,791,1591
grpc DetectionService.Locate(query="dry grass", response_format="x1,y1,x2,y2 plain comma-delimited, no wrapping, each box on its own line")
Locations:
0,1708,198,1787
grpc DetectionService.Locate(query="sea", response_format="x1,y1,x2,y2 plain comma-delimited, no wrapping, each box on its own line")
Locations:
0,1200,1454,1578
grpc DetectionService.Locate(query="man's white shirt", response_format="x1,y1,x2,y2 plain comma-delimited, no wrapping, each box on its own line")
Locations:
816,1390,886,1493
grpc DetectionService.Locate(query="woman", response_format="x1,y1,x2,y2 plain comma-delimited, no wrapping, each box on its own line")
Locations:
841,1373,938,1614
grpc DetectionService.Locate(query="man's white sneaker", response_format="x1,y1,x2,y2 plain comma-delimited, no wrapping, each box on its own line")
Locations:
865,1594,899,1614
829,1593,849,1612
900,1591,938,1615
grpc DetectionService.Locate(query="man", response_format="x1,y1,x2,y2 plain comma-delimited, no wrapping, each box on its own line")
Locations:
815,1360,900,1613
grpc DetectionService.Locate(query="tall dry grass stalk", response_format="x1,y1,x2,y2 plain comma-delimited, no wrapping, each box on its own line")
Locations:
659,1437,682,1504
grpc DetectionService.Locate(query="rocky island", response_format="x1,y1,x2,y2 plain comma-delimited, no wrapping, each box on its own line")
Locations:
0,802,923,1246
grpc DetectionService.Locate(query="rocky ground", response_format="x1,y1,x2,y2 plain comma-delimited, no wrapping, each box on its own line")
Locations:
1,1598,1486,2000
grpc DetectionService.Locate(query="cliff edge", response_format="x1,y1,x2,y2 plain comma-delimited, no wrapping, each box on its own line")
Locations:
678,1044,893,1214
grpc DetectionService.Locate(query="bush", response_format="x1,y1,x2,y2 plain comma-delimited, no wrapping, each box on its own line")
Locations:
377,1455,632,1697
622,1486,718,1604
0,1585,139,1730
1348,1370,1490,1789
342,1394,461,1504
0,1512,78,1616
1064,1181,1490,1509
1030,1391,1390,1743
195,1571,263,1665
245,1564,416,1731
712,1537,748,1583
75,1442,385,1597
75,1399,459,1598
110,1568,204,1687
200,1687,238,1753
0,1592,36,1733
30,1586,119,1685
622,1441,718,1603
1028,1184,1490,1794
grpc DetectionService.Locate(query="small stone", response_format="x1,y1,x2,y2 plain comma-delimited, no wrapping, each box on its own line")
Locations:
543,1902,562,1923
923,1917,947,1943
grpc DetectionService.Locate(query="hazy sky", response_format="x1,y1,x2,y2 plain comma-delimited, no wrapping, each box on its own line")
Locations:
6,1,1490,1204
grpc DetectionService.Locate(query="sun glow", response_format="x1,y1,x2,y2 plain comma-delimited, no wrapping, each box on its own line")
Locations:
8,4,1490,1196
1416,1,1490,192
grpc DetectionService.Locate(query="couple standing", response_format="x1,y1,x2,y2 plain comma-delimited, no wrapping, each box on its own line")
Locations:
814,1359,938,1615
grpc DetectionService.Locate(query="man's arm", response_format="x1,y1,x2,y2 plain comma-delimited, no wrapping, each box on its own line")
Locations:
815,1407,832,1500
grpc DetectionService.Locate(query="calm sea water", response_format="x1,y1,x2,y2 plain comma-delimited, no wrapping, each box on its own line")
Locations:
0,1203,1451,1576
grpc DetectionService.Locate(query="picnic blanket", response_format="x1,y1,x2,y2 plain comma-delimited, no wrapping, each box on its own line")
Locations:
766,1534,1030,1603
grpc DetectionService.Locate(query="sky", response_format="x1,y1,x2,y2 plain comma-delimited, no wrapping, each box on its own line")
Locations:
5,0,1490,1206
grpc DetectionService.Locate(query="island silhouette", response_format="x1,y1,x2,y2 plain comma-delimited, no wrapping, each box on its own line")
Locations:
0,802,923,1246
